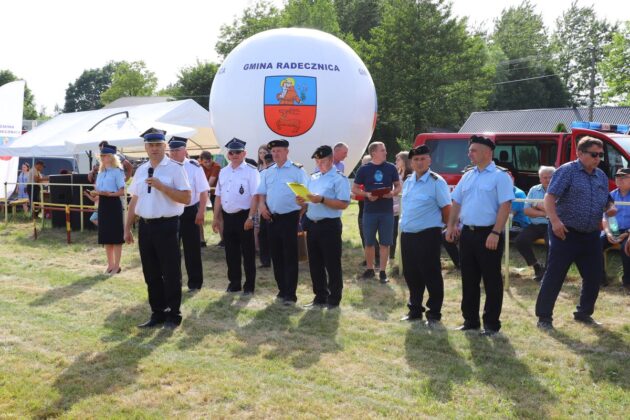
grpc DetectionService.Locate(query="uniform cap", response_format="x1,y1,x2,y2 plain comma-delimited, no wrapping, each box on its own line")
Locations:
615,167,630,177
311,145,333,159
168,136,188,150
267,139,289,149
141,128,166,142
100,145,117,155
225,138,246,151
469,135,495,150
408,144,430,158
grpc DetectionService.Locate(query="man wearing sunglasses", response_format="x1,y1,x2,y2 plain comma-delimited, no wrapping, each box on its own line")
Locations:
212,138,261,295
536,136,616,330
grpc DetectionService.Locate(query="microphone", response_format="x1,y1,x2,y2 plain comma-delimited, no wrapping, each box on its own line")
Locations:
147,167,154,193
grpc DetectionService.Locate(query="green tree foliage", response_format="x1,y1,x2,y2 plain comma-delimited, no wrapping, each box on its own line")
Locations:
552,1,616,107
334,0,383,40
281,0,341,35
63,62,120,112
216,1,283,59
366,0,494,152
600,22,630,105
100,61,158,105
488,1,569,110
0,69,38,120
168,61,219,110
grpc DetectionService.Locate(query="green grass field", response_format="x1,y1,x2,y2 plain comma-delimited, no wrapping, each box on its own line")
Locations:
1,203,629,418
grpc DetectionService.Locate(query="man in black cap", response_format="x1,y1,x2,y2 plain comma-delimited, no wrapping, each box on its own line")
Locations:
168,136,210,292
256,139,308,305
399,145,452,325
212,138,260,295
296,145,351,308
608,168,630,293
125,129,191,328
446,135,514,336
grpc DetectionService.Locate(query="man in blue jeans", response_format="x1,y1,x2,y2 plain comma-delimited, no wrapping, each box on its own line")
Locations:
536,137,616,330
352,141,401,283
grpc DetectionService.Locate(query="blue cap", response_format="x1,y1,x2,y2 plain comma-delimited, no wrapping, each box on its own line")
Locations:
141,128,166,142
168,136,188,149
225,137,246,151
100,145,117,155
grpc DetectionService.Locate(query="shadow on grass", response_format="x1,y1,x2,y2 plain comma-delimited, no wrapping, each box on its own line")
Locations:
349,278,398,321
550,326,630,390
231,303,341,369
465,333,556,418
29,274,109,306
404,323,472,402
34,307,173,418
177,293,245,349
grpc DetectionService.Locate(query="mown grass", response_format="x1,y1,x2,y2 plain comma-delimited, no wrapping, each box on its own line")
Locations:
1,203,629,418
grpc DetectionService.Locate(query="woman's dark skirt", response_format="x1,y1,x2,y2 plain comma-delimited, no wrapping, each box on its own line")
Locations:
98,195,124,245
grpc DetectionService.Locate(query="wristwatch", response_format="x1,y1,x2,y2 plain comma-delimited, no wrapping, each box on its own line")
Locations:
247,216,254,221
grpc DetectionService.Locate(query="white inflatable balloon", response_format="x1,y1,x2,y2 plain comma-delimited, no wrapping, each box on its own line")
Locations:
210,28,377,175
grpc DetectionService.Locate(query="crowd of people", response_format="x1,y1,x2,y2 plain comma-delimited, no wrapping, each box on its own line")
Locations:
25,130,628,332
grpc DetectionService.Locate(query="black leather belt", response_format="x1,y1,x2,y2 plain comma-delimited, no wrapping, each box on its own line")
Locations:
463,225,493,231
309,217,339,224
139,216,178,224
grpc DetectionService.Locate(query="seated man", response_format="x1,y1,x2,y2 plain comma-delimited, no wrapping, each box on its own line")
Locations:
602,168,630,292
515,166,555,281
507,169,530,234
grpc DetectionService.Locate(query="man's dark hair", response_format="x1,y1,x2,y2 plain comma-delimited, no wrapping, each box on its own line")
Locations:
577,136,604,152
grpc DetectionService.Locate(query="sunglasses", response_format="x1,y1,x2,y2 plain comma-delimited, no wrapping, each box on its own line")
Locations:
228,150,243,155
584,151,605,158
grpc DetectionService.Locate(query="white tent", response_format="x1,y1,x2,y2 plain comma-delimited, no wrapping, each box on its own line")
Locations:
0,99,218,157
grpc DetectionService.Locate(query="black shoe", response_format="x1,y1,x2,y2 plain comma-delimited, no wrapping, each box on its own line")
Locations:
304,301,327,309
425,319,442,329
480,328,499,337
379,270,389,284
187,287,200,293
533,263,545,282
282,299,297,307
200,241,207,248
243,290,254,296
137,318,164,328
216,240,225,248
226,286,242,293
326,302,340,309
455,324,480,331
360,269,375,280
400,313,422,322
258,263,271,268
574,315,602,326
537,320,554,330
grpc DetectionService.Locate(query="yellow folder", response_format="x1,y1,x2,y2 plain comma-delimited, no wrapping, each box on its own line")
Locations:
287,182,311,199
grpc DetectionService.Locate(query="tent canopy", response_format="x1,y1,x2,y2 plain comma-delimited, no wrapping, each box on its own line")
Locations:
0,99,219,157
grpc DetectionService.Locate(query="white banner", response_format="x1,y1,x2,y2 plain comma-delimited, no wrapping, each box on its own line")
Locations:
0,80,24,199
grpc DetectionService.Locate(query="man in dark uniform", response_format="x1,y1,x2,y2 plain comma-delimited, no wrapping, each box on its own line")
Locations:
212,138,260,295
296,145,351,309
400,145,452,325
446,135,514,336
257,139,308,305
168,137,210,292
125,130,191,328
536,136,616,330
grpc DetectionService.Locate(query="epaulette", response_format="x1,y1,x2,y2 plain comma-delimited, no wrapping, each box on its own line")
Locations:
247,163,257,170
496,165,509,172
405,173,413,180
292,162,303,168
429,171,438,180
336,170,347,178
462,165,474,173
267,163,277,168
170,158,184,166
187,159,200,167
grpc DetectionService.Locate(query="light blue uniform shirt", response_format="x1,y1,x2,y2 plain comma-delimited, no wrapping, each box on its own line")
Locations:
257,159,308,214
512,187,530,227
451,161,515,226
608,188,630,230
400,170,451,233
95,168,125,193
524,183,547,225
305,168,350,220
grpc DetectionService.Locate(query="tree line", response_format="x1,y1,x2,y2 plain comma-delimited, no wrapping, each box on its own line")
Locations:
2,0,629,154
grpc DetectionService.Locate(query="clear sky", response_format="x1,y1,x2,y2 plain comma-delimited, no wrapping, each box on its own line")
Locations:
3,0,628,114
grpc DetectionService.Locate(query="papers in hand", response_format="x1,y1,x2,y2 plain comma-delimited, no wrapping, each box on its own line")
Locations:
287,182,311,199
369,187,392,197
